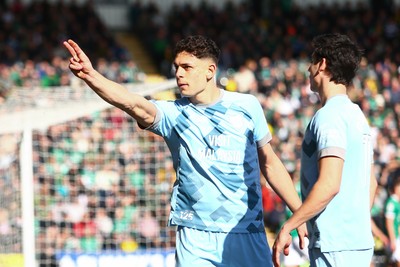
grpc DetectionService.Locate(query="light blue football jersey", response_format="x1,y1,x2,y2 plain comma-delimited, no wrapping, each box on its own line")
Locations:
301,95,374,252
147,89,271,233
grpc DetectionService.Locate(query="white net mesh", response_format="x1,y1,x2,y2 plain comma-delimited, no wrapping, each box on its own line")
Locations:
0,133,23,266
0,80,178,267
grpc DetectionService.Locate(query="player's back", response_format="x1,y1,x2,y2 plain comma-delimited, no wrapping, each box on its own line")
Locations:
301,95,374,252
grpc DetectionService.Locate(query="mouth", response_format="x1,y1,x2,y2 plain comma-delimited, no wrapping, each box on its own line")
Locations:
177,82,188,89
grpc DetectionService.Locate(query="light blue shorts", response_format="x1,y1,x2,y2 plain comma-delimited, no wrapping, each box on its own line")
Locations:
309,247,373,267
175,226,272,267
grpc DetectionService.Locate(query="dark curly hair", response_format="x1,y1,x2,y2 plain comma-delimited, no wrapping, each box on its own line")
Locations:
311,33,363,86
174,35,220,64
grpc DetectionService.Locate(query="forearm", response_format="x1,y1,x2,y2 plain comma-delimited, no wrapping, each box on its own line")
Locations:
83,70,156,126
64,39,157,126
281,157,342,231
84,69,134,109
259,144,301,212
265,160,301,212
282,178,337,232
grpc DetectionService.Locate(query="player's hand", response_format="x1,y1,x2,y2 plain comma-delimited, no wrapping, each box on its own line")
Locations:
390,239,396,252
63,39,94,80
296,223,308,249
272,226,292,267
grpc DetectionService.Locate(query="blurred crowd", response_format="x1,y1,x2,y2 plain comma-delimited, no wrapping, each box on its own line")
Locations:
0,109,177,266
0,0,138,104
32,111,177,265
0,0,399,267
128,0,400,77
0,0,128,64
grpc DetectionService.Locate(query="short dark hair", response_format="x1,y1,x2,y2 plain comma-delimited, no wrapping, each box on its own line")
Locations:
311,33,363,86
174,35,220,64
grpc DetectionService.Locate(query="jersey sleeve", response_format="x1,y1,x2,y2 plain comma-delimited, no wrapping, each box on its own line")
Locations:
313,110,346,160
145,99,177,138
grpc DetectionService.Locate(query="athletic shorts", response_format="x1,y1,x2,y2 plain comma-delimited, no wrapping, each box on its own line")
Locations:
175,226,272,267
309,247,373,267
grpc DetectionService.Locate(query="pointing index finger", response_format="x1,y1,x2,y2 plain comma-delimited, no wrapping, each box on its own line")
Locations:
63,39,79,61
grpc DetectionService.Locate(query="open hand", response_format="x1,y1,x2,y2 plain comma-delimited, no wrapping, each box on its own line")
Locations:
272,227,292,267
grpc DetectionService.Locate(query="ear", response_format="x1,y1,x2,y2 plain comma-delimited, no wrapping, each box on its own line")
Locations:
318,58,327,72
206,63,217,81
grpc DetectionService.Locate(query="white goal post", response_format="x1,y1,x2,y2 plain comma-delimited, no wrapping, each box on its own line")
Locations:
0,79,178,267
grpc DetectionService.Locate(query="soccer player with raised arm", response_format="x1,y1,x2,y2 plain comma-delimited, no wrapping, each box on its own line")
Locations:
63,35,306,266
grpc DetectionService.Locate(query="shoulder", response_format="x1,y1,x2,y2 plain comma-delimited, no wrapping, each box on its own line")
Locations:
223,90,258,101
313,101,345,124
222,91,261,110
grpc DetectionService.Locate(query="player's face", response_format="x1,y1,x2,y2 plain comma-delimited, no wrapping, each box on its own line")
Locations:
308,57,320,93
174,52,212,98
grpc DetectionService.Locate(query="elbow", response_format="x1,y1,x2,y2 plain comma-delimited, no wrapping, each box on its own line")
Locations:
326,189,339,203
325,183,340,201
332,185,340,196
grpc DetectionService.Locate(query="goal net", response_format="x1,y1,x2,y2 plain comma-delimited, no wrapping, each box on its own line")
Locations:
0,79,178,267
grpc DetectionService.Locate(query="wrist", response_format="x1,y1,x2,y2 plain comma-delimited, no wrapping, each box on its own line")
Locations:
281,222,294,235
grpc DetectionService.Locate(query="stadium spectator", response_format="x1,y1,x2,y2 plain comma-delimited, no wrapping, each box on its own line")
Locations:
385,175,400,267
94,208,114,249
73,212,99,252
232,59,258,94
137,208,160,248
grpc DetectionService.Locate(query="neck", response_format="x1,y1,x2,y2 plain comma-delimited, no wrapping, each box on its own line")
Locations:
190,84,221,105
319,82,347,105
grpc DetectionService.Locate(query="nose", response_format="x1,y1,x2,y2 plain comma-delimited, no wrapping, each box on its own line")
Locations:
175,66,183,78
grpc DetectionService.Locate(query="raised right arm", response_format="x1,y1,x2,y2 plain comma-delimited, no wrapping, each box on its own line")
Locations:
63,39,157,128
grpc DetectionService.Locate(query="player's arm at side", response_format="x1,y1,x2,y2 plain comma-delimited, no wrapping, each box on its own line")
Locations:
259,143,308,265
63,39,157,128
283,156,343,232
258,143,301,213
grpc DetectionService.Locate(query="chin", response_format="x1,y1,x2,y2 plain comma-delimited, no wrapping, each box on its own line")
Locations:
179,88,195,98
179,91,189,97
